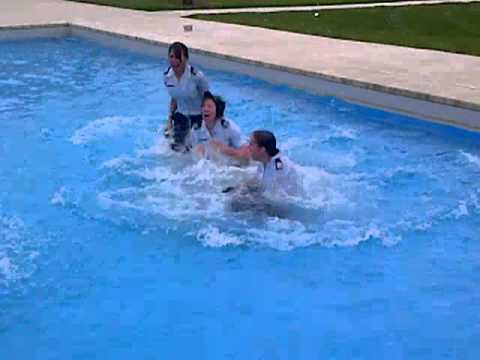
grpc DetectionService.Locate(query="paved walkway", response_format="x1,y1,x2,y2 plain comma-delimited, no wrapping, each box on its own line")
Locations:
177,0,476,15
1,0,479,114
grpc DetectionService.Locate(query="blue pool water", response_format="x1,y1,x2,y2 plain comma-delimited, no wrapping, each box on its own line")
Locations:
1,36,479,359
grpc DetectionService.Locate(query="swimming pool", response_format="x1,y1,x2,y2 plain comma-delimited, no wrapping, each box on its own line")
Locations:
1,35,479,359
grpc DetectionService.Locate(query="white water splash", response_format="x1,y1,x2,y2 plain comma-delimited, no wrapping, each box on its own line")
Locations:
70,116,137,145
81,122,480,251
327,125,358,141
0,256,18,283
51,187,68,206
94,140,393,250
450,201,470,219
0,214,41,288
50,186,80,209
196,226,244,248
460,150,480,168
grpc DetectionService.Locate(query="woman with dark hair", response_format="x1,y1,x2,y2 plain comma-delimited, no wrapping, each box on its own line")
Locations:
192,91,250,161
247,130,303,196
163,41,209,151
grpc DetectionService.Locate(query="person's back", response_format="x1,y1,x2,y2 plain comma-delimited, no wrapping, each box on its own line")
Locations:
249,130,303,197
257,151,302,197
225,132,303,217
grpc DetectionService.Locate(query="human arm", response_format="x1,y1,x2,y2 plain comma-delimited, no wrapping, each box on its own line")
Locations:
194,143,206,157
165,98,177,131
163,68,177,131
211,139,251,161
195,69,209,96
210,120,250,160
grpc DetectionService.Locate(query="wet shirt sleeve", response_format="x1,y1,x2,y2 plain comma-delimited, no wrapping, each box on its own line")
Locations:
227,121,247,148
163,68,179,116
190,126,210,147
195,69,209,98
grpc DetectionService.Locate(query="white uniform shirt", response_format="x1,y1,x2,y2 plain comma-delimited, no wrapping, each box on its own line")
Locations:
163,63,209,116
190,118,246,148
189,124,210,148
257,152,303,197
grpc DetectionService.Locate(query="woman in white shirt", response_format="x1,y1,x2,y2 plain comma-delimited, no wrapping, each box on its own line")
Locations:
248,130,303,197
163,42,209,151
192,92,251,163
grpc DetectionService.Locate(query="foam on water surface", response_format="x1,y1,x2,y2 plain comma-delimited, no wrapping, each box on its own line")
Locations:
0,213,44,292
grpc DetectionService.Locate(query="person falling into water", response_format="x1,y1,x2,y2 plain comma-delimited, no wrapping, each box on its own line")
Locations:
191,91,250,164
248,130,303,197
220,130,303,198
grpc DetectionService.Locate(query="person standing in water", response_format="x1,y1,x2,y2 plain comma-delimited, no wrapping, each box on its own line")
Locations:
163,42,209,151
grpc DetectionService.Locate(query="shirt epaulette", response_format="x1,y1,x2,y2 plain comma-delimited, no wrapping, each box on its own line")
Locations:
275,158,284,170
163,66,171,75
220,118,229,128
190,66,197,76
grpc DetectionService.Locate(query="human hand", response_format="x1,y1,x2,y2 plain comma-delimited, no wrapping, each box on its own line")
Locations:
211,139,225,152
195,144,206,156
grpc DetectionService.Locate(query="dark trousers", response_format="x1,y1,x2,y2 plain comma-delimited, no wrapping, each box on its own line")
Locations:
187,114,202,129
171,113,202,145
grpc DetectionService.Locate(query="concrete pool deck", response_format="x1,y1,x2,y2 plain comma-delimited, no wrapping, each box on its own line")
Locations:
1,0,479,129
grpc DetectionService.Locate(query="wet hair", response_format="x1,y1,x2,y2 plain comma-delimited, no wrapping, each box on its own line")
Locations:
252,130,280,157
202,91,226,119
168,42,189,60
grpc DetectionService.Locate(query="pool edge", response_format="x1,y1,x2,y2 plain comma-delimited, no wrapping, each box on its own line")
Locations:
1,23,479,132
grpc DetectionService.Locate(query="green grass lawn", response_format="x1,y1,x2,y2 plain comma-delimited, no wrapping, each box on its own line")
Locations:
192,3,480,56
68,0,409,11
